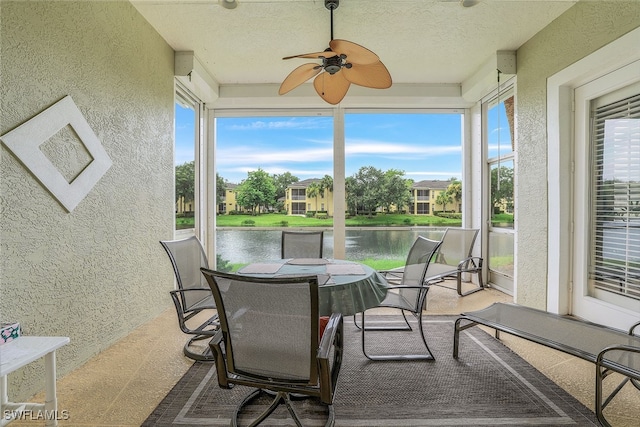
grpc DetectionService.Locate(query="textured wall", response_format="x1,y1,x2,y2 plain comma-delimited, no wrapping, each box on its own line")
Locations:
0,1,175,400
514,1,640,308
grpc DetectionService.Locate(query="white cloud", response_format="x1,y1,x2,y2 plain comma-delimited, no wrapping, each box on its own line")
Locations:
226,118,330,131
346,139,461,156
218,146,333,164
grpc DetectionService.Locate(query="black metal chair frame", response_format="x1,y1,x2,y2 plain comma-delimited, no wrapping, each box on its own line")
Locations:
160,236,219,362
356,236,442,361
201,269,344,427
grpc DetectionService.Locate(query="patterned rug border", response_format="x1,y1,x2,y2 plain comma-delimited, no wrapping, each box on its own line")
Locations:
143,315,599,427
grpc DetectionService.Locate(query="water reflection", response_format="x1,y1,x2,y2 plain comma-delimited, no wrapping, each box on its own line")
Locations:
216,228,447,264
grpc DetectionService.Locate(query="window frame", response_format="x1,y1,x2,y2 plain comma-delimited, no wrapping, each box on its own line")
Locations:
210,107,468,262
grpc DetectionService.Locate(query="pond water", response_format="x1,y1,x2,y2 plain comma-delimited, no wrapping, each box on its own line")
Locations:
215,227,448,264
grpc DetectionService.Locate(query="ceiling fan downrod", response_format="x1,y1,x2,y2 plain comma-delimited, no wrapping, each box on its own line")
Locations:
325,0,338,41
323,0,349,74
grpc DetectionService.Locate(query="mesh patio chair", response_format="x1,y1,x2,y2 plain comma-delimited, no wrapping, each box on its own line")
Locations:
200,269,344,427
160,236,219,361
281,230,324,259
357,236,442,361
426,227,484,296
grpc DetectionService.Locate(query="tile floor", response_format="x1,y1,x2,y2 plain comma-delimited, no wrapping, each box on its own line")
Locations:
12,283,640,426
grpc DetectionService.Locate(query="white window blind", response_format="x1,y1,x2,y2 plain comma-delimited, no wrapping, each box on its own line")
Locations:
591,92,640,300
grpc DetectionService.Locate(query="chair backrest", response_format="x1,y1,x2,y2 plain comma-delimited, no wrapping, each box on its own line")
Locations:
435,228,479,267
398,236,442,311
281,230,324,259
200,269,320,384
160,236,211,311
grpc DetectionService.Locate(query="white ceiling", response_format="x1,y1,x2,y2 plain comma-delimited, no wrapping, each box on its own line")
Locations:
131,0,577,96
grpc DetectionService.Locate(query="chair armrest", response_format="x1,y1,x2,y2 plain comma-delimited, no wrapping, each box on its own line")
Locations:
318,313,344,359
169,289,218,334
170,288,215,304
456,256,483,271
385,284,429,290
378,267,404,283
208,329,232,389
629,320,640,336
170,287,213,293
596,344,640,380
317,312,343,404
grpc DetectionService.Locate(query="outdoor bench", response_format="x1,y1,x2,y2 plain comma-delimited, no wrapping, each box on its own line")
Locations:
453,302,640,427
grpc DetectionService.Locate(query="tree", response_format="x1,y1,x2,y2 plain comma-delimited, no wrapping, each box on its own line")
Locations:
235,169,276,214
175,161,194,212
216,173,227,207
272,172,299,201
349,166,385,216
436,191,452,212
345,176,360,215
490,166,514,214
306,181,321,212
446,178,462,212
380,169,412,213
319,175,333,214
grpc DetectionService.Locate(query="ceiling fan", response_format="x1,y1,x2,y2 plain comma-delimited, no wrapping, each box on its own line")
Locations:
278,0,391,105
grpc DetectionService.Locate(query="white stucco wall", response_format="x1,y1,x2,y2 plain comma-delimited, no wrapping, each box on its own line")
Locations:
0,0,175,400
514,1,640,309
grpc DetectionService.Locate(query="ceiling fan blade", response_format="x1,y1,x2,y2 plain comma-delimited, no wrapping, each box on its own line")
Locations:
342,60,392,89
279,63,322,95
313,71,351,105
283,50,337,60
329,39,379,65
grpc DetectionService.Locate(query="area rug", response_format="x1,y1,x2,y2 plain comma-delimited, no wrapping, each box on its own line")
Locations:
143,316,599,426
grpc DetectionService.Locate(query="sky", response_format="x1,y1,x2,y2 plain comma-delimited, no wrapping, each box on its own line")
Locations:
175,108,508,185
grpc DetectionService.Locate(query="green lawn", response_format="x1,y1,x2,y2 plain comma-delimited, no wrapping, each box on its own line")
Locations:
213,213,463,228
177,212,514,229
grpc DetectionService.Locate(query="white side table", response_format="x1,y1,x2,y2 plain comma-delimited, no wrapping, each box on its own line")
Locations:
0,337,70,426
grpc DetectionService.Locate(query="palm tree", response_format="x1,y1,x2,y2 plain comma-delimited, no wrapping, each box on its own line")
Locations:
446,179,462,212
320,175,333,215
435,191,452,212
306,182,321,212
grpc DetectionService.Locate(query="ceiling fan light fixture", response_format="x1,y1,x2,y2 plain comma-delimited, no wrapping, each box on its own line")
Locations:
279,0,391,104
220,0,237,10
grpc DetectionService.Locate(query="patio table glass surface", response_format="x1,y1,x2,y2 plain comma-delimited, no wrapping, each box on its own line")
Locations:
237,258,389,316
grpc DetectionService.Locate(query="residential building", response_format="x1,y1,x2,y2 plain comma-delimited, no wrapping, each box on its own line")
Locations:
284,178,456,216
217,182,238,214
286,178,330,215
410,180,455,214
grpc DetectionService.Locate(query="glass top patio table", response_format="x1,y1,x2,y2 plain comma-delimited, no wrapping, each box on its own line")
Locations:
237,258,389,316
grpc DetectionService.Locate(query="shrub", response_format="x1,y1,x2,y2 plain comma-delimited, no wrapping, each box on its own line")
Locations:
305,211,316,218
278,220,289,227
241,219,255,226
434,212,462,220
315,214,328,220
216,254,233,272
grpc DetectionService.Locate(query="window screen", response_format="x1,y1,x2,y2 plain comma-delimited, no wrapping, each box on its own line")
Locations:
590,92,640,300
